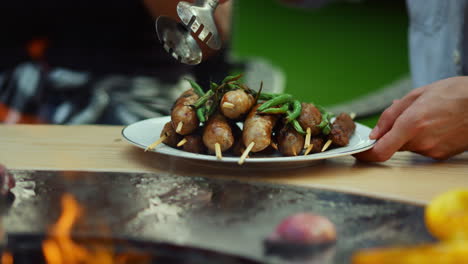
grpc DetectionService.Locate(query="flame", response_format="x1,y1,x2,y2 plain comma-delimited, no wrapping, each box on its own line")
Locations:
42,194,114,264
1,252,13,264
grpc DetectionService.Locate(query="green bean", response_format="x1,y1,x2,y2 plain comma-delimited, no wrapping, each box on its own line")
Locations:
257,94,293,112
258,92,279,100
259,104,289,114
205,99,217,119
210,82,218,91
197,107,206,123
316,110,335,135
285,100,302,123
317,111,336,129
227,83,241,91
291,119,306,135
193,90,214,108
317,112,330,129
222,74,243,83
186,79,205,97
253,81,263,105
322,124,332,135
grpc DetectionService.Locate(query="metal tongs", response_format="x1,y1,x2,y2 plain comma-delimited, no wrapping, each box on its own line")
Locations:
156,0,221,65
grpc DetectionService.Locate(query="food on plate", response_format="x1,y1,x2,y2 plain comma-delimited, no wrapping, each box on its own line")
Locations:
0,165,15,195
276,122,305,157
220,88,255,120
309,137,325,155
298,102,323,137
329,112,357,147
171,88,200,135
181,132,206,154
242,104,279,153
145,121,182,151
202,112,235,159
161,122,183,148
145,74,357,163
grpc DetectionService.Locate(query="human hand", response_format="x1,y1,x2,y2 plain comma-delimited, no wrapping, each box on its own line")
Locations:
354,76,468,162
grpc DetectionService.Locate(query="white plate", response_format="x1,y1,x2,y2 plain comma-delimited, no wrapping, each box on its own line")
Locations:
122,116,376,167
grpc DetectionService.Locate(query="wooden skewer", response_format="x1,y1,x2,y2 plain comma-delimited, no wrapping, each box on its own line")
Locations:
270,142,278,150
222,102,235,109
238,142,255,165
321,139,332,152
176,122,183,134
304,127,311,149
145,135,167,152
215,143,222,160
304,144,314,156
350,112,356,120
177,138,188,147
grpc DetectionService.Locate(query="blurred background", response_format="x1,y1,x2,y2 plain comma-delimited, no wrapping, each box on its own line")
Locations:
0,0,410,126
232,0,409,127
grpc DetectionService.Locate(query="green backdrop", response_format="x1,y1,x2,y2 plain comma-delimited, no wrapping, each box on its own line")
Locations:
231,0,409,126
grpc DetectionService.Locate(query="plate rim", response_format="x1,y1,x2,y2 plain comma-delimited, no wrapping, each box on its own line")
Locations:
121,116,376,164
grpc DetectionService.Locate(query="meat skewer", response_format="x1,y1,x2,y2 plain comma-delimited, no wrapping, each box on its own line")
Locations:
238,142,255,165
152,77,358,161
311,137,325,153
220,89,255,120
297,103,322,137
304,127,312,149
270,142,278,151
145,122,182,151
303,137,325,155
171,89,200,135
222,102,235,109
182,134,206,154
177,138,188,147
329,112,356,147
321,139,333,152
242,104,278,153
202,113,235,160
277,123,305,156
145,137,166,152
304,144,314,155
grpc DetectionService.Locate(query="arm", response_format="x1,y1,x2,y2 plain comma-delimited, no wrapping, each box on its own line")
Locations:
354,76,468,162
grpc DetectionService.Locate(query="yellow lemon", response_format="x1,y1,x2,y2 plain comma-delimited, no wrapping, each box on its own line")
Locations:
352,241,468,264
425,189,468,241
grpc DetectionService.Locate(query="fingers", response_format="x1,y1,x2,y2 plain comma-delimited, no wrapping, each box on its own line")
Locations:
214,0,233,41
352,148,378,162
370,87,424,140
355,111,418,162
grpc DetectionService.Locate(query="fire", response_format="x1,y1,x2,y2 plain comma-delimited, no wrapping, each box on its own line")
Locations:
42,194,114,264
1,252,13,264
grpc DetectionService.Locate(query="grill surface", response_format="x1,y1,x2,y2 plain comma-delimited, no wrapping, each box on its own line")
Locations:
2,170,434,263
